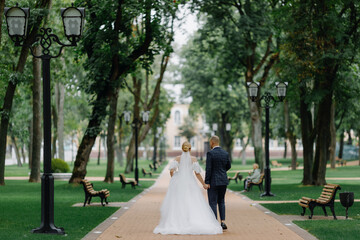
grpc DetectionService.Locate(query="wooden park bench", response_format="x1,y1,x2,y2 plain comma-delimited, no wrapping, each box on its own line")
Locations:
80,179,110,207
228,171,243,184
335,157,347,166
149,163,155,170
142,168,152,177
299,183,341,219
248,174,265,192
119,174,137,189
288,162,300,168
271,160,282,167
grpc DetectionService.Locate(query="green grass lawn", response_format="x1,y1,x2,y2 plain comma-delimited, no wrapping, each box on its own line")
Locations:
262,202,360,240
0,180,154,240
5,158,167,179
227,164,360,240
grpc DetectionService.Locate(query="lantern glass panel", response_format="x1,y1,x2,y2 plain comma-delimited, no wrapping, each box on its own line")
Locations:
6,8,27,36
248,83,259,97
212,123,218,131
277,83,287,97
142,111,150,122
226,123,231,131
63,8,82,36
124,111,131,123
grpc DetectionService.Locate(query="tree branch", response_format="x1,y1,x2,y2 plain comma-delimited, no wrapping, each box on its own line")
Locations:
259,52,279,86
254,34,273,75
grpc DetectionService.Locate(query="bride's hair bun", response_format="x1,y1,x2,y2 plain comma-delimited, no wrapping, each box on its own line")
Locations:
182,141,191,152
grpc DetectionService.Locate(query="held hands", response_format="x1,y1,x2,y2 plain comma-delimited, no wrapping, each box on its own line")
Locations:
203,184,210,190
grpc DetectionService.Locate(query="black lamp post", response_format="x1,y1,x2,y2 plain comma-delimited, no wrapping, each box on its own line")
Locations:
124,110,150,185
247,81,288,197
4,4,85,235
212,123,218,135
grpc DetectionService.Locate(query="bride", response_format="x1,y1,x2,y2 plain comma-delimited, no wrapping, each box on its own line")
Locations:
153,141,222,235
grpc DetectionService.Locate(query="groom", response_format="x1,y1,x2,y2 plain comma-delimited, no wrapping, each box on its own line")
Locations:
204,135,231,230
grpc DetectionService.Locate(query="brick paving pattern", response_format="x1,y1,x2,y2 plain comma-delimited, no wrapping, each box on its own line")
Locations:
85,165,315,240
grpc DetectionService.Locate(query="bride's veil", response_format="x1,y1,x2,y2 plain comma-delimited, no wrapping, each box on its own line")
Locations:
178,151,192,175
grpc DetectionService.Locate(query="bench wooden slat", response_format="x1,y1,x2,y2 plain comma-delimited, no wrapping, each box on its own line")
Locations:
80,179,110,207
299,183,341,219
301,197,313,201
299,203,309,208
321,191,332,196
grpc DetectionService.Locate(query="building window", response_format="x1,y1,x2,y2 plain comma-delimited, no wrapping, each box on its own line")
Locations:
174,110,181,125
190,137,195,149
235,138,241,148
174,136,181,148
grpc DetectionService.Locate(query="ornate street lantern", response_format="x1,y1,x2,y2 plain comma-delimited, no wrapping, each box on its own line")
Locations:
226,123,231,131
212,123,218,132
275,82,288,101
61,5,85,43
4,4,30,46
247,82,260,102
124,111,131,123
142,111,150,124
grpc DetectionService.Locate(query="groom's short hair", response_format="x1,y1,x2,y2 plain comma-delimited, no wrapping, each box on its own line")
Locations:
210,135,220,145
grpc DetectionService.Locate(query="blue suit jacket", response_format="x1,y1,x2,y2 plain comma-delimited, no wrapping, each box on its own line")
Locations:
205,147,231,186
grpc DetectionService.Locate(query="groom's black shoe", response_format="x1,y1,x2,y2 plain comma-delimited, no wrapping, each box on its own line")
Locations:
221,222,227,230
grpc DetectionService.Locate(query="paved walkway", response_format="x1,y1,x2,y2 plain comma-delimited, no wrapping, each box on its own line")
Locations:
83,166,316,240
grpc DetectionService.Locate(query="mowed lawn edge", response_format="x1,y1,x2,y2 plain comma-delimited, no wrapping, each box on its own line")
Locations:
0,180,155,240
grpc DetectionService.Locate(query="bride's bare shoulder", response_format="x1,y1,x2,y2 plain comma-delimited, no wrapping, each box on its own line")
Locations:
191,156,197,163
174,156,181,162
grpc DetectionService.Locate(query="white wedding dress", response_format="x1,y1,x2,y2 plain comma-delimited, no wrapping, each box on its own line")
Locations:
153,152,222,235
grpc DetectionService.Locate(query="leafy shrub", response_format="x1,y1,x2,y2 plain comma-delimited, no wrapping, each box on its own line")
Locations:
51,158,70,173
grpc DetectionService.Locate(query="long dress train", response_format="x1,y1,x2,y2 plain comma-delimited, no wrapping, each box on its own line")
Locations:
153,151,222,235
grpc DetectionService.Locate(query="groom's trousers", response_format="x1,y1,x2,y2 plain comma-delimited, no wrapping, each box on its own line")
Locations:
207,185,227,220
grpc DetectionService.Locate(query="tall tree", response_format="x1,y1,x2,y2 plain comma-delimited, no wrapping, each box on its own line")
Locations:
104,89,119,183
0,0,52,185
181,30,250,163
70,0,180,183
281,0,360,185
192,0,279,169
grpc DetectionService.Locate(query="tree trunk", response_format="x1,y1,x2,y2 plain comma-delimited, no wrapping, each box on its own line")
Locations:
338,131,344,159
329,101,336,169
0,0,5,43
28,118,33,169
284,100,297,170
152,131,158,166
29,46,42,183
57,82,65,160
312,84,334,185
21,145,26,164
51,101,58,159
347,130,352,145
300,87,314,185
11,135,22,167
283,141,287,159
104,90,119,183
69,96,108,183
125,136,136,173
97,134,101,165
290,136,297,170
249,100,263,170
125,76,142,173
219,114,233,162
117,116,124,166
240,138,250,165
